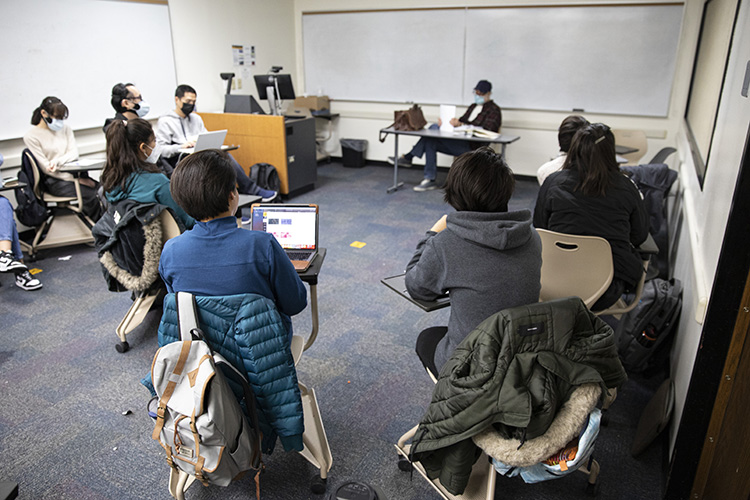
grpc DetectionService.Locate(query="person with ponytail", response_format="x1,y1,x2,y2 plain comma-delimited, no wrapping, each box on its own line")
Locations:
101,118,194,229
533,122,649,310
23,96,102,221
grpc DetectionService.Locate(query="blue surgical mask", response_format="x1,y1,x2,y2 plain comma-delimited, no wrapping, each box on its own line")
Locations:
144,143,160,164
47,118,64,132
474,94,485,105
135,100,151,118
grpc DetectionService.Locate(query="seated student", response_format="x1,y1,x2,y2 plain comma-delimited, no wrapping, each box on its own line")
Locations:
536,115,590,185
155,84,278,201
23,96,102,221
534,123,649,311
101,119,194,230
389,80,503,192
0,153,42,291
405,147,541,377
159,149,306,338
103,83,150,132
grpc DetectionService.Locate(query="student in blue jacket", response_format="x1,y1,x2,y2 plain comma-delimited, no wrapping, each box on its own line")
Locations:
160,149,307,338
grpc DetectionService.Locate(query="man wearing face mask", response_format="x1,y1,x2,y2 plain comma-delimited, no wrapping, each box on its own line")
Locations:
388,80,503,192
103,83,150,132
155,84,278,201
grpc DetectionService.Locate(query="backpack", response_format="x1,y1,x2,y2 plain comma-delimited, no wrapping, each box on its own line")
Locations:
249,162,281,194
615,278,682,374
14,151,50,227
150,292,263,492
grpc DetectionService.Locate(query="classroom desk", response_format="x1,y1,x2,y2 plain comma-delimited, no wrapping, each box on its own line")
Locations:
615,145,639,155
379,127,521,193
176,144,239,155
0,181,24,193
60,158,106,173
298,248,326,351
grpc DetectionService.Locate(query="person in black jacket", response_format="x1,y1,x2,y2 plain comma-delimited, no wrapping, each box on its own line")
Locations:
534,122,649,310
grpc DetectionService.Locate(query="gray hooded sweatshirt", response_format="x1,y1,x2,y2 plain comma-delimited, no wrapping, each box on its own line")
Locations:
406,209,542,370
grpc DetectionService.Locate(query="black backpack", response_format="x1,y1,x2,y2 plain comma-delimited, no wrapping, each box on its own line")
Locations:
615,278,682,374
14,150,50,227
249,163,281,194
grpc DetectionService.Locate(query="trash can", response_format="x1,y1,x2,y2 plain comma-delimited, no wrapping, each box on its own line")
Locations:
340,138,368,168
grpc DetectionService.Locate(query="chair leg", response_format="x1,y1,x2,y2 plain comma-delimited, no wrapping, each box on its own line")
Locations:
168,468,195,500
115,291,158,352
298,381,333,479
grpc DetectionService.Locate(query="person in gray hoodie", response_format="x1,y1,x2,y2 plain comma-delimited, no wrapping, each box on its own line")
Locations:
405,147,542,376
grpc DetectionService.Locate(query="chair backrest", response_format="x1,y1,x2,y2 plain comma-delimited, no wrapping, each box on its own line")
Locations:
157,209,182,245
21,149,45,201
648,146,677,165
537,228,614,308
612,129,648,165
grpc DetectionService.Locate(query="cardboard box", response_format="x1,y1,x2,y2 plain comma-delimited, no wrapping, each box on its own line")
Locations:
294,95,330,111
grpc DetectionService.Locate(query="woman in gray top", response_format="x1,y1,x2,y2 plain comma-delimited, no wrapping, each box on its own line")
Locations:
406,147,542,376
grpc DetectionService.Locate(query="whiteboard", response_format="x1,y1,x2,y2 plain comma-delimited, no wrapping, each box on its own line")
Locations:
0,0,177,140
302,4,684,116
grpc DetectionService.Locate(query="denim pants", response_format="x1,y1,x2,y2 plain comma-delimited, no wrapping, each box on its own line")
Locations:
409,124,472,181
0,196,23,260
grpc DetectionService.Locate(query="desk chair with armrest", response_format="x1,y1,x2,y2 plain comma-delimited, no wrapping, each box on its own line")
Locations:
612,129,648,166
20,149,95,258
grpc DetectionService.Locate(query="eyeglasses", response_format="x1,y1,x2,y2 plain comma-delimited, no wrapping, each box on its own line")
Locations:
126,95,143,102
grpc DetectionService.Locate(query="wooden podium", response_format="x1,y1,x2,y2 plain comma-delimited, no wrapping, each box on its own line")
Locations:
199,112,317,195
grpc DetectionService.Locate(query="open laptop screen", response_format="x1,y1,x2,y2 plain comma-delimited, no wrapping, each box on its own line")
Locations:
251,205,317,250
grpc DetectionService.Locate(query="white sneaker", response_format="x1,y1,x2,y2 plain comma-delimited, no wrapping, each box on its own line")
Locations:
0,251,27,273
261,191,279,203
15,270,42,291
413,179,438,192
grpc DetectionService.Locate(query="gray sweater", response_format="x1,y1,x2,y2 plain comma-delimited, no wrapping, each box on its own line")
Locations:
405,210,542,370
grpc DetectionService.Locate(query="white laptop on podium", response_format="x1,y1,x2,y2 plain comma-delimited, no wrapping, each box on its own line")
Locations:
177,129,228,154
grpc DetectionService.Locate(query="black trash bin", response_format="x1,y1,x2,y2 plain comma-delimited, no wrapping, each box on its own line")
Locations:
340,138,368,168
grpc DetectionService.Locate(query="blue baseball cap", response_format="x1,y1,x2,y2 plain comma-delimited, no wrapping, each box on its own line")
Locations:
474,80,492,94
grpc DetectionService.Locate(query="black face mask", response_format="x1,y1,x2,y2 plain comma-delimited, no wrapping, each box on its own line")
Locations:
181,103,195,116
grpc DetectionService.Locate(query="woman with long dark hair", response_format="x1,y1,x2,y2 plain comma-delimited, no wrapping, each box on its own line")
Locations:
23,96,102,220
101,118,193,229
534,122,649,310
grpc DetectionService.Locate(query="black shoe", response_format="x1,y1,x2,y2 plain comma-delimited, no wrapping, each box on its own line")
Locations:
387,155,413,167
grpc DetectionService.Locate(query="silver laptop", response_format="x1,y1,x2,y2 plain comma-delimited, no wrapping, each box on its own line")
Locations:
192,129,228,152
249,204,319,272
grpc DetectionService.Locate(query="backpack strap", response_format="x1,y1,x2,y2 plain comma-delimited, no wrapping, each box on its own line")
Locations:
176,292,202,342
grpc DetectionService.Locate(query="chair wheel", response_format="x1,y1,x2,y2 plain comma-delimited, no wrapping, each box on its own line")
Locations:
115,341,130,353
310,475,327,494
398,456,413,472
586,481,600,496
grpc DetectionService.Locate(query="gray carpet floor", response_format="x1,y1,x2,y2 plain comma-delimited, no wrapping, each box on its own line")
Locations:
0,162,665,499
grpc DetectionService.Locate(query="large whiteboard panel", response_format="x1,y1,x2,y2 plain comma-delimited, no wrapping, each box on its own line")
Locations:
303,10,466,104
302,4,684,116
464,5,683,116
0,0,177,140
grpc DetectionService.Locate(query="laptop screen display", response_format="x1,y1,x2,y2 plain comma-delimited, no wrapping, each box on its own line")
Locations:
251,206,317,250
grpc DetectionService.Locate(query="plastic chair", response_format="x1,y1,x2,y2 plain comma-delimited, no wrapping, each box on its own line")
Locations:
612,129,648,166
20,149,95,258
115,210,181,353
537,229,648,317
647,147,676,165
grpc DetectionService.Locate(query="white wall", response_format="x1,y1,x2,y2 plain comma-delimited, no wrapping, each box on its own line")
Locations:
668,0,750,452
293,0,702,177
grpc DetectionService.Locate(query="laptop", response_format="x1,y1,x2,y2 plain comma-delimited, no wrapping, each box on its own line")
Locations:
250,203,319,272
179,130,228,154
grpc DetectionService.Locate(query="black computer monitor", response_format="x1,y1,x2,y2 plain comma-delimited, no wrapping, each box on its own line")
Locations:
254,74,296,101
224,94,265,114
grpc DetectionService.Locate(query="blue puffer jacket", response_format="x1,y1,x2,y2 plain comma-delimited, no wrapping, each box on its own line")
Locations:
143,293,304,453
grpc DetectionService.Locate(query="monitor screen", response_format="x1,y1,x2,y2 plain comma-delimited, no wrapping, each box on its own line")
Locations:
254,74,296,101
224,94,265,114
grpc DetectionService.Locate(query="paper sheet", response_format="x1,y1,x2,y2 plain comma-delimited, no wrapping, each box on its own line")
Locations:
439,105,456,133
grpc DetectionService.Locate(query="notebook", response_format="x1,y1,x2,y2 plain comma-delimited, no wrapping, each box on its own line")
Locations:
250,203,319,272
179,130,228,154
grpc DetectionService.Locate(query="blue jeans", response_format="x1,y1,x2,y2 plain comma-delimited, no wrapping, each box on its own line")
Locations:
409,124,472,181
0,196,23,260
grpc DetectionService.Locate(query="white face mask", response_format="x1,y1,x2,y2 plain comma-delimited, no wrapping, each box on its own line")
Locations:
135,100,151,118
144,143,160,164
46,117,64,132
474,94,485,105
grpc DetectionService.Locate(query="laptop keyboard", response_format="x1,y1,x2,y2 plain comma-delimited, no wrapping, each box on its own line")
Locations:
287,251,313,261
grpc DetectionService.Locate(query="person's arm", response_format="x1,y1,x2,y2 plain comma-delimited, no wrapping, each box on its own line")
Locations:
457,104,476,125
405,222,448,301
22,132,73,179
158,254,175,294
53,126,79,165
155,116,187,158
153,176,195,229
628,183,650,248
267,238,308,316
532,182,551,229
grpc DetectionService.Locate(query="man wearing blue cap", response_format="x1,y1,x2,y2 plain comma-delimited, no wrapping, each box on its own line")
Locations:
389,80,502,191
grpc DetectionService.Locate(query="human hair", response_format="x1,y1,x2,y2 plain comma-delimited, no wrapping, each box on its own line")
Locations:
101,118,160,193
557,115,590,153
31,96,69,125
111,82,135,113
175,84,197,98
562,123,619,197
444,147,515,213
170,150,237,221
